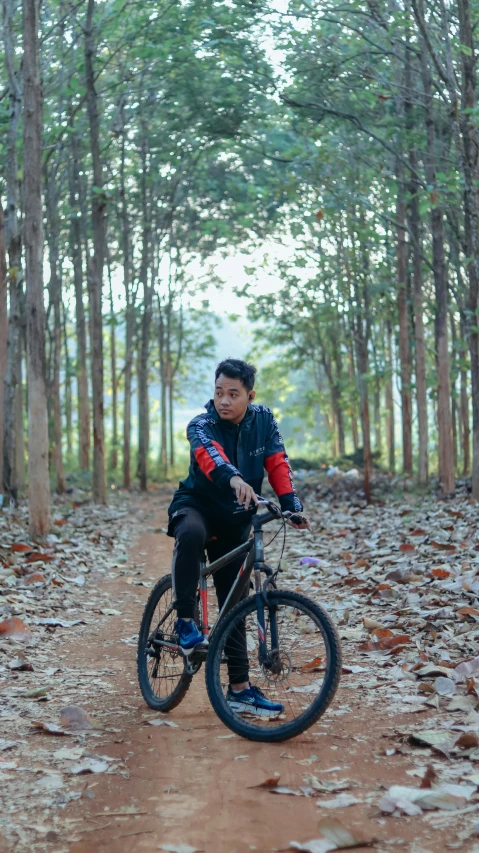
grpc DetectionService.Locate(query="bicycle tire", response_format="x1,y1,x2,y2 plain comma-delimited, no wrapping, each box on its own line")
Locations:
137,573,193,712
205,590,342,742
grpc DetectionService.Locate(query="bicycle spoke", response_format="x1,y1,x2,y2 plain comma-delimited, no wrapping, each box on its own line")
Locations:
212,594,334,734
142,583,184,701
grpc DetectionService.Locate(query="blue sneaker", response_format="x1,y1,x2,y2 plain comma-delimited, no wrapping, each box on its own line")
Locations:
174,618,208,653
226,684,284,717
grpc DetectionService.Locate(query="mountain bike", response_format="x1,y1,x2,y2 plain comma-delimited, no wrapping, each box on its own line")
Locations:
137,498,342,742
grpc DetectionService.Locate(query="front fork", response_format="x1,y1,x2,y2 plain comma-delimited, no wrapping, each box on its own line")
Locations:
254,564,278,664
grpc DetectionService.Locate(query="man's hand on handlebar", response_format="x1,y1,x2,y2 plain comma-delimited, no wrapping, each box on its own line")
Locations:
230,476,259,511
286,512,311,530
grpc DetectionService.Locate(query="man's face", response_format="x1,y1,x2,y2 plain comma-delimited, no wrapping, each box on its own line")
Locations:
214,374,255,424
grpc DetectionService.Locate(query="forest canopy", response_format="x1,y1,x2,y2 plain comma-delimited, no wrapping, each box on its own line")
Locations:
1,0,479,533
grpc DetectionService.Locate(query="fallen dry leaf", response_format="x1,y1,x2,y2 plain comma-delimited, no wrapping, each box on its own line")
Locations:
435,676,456,696
431,541,456,552
363,617,384,630
25,571,46,584
409,729,454,755
316,794,358,809
8,656,33,672
419,765,437,789
0,616,32,641
158,845,201,853
371,628,393,639
378,783,470,815
430,568,450,579
301,657,323,673
455,731,479,749
69,758,109,775
358,634,410,653
25,551,53,563
59,706,94,731
32,721,69,736
249,773,280,789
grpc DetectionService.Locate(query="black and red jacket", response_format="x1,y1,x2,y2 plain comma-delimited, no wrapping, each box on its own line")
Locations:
168,401,303,530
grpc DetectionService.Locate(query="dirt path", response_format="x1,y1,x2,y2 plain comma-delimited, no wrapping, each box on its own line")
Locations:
3,491,477,853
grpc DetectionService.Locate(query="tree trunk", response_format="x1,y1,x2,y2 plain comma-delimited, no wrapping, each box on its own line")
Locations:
450,312,459,471
69,126,90,470
84,0,106,503
158,310,168,478
107,255,118,471
23,0,51,535
169,376,175,467
373,377,381,457
0,207,7,495
385,320,395,473
459,313,471,476
396,168,413,475
62,302,73,458
347,337,359,451
332,385,345,457
45,168,66,494
408,171,429,484
456,0,479,497
418,40,455,494
356,337,372,502
15,357,24,490
160,365,168,478
120,126,133,488
2,0,23,502
405,1,428,483
137,136,151,491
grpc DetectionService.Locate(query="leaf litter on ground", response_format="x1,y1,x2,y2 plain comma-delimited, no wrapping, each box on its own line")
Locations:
289,816,373,852
5,485,479,850
0,489,142,852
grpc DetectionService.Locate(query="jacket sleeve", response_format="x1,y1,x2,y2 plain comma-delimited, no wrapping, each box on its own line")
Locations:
187,417,240,490
264,411,303,513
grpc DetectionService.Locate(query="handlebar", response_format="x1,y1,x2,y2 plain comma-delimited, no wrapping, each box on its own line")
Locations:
255,496,310,529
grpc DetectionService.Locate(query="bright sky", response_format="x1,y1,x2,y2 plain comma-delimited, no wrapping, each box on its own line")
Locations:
186,237,306,317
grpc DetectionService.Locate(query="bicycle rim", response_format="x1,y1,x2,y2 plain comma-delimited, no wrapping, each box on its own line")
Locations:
137,576,191,709
206,591,342,741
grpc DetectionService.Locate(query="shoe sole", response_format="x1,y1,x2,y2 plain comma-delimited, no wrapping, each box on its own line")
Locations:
227,700,283,718
180,641,209,656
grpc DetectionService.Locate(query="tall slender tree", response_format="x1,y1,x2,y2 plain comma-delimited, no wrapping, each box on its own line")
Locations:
23,0,50,535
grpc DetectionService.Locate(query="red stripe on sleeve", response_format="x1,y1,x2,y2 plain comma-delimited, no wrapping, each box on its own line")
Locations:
194,441,232,481
265,451,293,496
194,446,216,481
211,441,231,463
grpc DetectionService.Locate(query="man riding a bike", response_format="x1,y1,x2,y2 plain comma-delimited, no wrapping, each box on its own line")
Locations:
167,358,309,717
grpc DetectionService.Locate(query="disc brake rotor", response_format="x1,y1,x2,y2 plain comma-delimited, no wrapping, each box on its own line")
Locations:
261,649,293,683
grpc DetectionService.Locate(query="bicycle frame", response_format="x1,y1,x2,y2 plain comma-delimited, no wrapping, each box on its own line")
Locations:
199,503,280,644
152,501,282,655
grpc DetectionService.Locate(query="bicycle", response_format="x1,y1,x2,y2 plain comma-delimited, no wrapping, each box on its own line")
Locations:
137,497,342,742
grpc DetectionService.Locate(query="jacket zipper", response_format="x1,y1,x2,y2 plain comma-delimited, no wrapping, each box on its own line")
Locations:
234,424,240,468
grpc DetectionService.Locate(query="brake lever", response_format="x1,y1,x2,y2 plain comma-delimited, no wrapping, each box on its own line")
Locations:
283,511,311,531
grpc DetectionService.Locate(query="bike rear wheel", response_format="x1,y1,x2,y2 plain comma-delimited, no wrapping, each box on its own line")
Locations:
137,573,193,712
205,590,342,742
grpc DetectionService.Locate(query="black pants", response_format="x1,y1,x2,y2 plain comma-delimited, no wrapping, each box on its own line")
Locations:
171,508,250,684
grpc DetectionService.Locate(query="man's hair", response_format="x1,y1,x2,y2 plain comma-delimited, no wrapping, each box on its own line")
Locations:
215,358,257,393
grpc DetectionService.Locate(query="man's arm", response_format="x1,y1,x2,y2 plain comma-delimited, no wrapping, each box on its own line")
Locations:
187,417,240,490
264,410,304,514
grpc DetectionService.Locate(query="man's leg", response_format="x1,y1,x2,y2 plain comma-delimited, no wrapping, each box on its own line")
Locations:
208,536,250,687
171,509,209,619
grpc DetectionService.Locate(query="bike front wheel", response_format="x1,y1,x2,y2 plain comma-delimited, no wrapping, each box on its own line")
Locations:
137,573,193,712
205,590,342,742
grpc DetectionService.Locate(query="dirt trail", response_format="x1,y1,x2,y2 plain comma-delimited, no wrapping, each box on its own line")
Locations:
7,491,471,853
